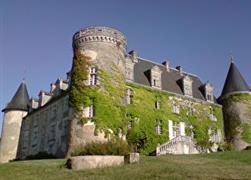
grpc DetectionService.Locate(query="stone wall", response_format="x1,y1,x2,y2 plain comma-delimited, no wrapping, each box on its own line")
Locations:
17,95,71,159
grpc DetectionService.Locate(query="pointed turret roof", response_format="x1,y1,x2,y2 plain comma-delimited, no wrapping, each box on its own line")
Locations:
2,81,29,112
221,62,250,97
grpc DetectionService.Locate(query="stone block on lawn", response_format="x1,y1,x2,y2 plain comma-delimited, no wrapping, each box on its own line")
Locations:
67,155,124,170
124,153,139,164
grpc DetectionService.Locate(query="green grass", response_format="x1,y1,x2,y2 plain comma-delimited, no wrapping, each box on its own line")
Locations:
0,151,251,180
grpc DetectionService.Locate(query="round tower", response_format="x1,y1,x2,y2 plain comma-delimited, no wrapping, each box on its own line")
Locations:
0,81,29,163
219,61,251,150
72,26,127,74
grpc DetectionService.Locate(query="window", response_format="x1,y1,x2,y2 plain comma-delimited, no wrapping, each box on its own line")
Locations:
128,121,133,129
209,106,217,121
126,89,133,104
183,76,193,96
207,94,213,101
155,120,162,135
172,122,180,137
88,105,94,118
89,67,97,85
82,103,94,118
172,103,180,114
187,102,194,115
150,66,162,89
155,101,160,109
169,120,185,140
204,82,214,102
184,83,192,96
153,79,157,86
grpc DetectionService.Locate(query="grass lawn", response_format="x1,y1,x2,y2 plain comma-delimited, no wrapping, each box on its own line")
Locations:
0,151,251,180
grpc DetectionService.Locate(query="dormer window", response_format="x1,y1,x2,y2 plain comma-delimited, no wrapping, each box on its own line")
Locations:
182,75,193,96
89,67,97,86
150,66,162,89
204,82,214,102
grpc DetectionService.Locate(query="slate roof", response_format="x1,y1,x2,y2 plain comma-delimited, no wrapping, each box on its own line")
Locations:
220,62,250,97
133,58,208,101
2,81,29,112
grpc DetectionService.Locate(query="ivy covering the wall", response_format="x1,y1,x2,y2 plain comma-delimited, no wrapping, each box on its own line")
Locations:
69,51,127,136
222,93,251,144
69,52,224,155
126,83,224,154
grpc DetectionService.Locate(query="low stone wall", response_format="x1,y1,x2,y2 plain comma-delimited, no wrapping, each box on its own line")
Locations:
67,155,124,170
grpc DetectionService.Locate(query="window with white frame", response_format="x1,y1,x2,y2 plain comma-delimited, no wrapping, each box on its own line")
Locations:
155,120,162,135
168,120,185,140
89,67,97,85
88,104,94,118
83,104,94,118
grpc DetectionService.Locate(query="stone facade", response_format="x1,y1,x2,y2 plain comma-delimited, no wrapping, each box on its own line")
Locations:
17,95,71,159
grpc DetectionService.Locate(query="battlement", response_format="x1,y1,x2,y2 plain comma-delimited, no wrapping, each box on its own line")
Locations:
73,26,127,50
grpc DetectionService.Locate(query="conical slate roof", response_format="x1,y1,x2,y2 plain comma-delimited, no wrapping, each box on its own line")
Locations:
221,62,250,97
2,81,29,112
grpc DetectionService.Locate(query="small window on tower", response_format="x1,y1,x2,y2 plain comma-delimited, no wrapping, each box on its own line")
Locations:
89,67,97,86
89,105,94,118
155,101,160,109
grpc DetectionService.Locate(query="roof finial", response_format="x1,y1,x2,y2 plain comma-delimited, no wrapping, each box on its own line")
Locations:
22,68,27,83
230,53,234,63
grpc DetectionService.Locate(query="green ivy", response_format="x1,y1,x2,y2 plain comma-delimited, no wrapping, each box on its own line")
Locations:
126,83,224,154
69,52,224,155
223,93,251,144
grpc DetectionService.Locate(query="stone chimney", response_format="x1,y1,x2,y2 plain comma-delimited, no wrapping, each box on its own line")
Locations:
162,61,170,72
176,66,183,75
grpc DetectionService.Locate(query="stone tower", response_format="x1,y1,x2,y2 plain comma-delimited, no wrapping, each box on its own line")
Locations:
66,27,128,156
219,61,251,150
0,81,29,163
72,26,127,73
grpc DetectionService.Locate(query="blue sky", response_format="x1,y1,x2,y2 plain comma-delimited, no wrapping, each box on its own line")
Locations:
0,0,251,134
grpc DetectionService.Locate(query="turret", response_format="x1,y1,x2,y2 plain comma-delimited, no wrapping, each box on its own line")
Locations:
0,81,29,163
219,61,251,150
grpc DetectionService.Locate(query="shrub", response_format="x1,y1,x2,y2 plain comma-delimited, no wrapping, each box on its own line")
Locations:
25,151,56,160
71,140,132,156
